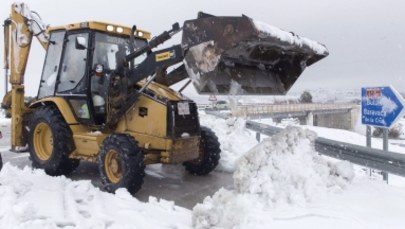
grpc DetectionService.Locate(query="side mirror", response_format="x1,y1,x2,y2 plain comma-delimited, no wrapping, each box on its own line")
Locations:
75,36,87,50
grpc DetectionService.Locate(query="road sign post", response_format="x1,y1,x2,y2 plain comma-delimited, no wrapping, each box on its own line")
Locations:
366,125,372,176
382,128,389,181
361,86,405,183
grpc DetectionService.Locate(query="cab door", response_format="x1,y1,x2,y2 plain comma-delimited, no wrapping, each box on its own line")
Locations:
56,32,89,94
55,32,93,123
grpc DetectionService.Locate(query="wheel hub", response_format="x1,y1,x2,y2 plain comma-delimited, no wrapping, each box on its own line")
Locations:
104,149,122,183
33,122,53,161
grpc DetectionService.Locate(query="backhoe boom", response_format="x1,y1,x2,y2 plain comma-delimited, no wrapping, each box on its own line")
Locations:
3,3,49,150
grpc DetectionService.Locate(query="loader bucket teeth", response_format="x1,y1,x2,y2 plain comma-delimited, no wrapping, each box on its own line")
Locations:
182,14,329,95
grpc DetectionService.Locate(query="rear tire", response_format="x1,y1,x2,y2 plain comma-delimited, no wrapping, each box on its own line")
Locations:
28,106,79,176
98,134,145,194
183,126,221,175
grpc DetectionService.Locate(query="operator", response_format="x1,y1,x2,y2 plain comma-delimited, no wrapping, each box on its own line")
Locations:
91,64,109,123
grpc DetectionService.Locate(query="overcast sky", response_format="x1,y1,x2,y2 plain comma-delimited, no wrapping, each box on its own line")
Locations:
1,0,405,99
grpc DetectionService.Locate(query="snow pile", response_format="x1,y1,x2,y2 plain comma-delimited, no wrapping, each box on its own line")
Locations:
234,126,353,204
192,188,266,228
192,126,355,228
0,164,191,229
199,113,257,172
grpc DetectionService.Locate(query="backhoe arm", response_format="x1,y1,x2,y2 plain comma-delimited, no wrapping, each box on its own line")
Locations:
5,2,49,85
107,13,328,127
4,3,49,150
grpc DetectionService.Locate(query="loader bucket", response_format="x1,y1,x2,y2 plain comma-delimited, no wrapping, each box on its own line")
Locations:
182,12,329,95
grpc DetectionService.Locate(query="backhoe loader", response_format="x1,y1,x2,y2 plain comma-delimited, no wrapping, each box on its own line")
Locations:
2,2,328,194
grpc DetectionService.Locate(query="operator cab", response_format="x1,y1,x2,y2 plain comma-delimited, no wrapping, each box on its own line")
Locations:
37,22,150,127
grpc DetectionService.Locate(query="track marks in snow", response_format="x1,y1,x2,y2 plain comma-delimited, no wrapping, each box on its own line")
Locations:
0,164,192,228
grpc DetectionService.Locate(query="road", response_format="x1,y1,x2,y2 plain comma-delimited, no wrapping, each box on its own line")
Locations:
0,119,233,210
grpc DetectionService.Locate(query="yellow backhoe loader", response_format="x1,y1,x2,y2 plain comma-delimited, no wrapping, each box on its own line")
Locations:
1,2,328,193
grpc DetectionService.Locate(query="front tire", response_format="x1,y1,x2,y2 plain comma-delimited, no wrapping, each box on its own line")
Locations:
98,134,145,194
28,106,79,176
183,126,221,175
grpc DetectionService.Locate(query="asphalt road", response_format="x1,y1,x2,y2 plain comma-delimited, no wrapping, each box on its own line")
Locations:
0,120,233,210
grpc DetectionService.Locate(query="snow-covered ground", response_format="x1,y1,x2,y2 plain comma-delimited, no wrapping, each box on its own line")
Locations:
192,126,405,229
0,165,191,229
1,112,405,228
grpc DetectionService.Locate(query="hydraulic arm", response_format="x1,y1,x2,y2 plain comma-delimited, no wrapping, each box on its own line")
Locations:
105,13,329,127
4,3,49,150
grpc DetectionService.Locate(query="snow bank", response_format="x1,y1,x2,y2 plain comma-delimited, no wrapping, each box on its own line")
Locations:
192,189,265,228
192,126,354,228
0,164,191,229
199,112,257,172
234,126,353,205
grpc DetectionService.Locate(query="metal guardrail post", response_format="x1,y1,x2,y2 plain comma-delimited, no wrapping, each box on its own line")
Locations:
256,132,261,142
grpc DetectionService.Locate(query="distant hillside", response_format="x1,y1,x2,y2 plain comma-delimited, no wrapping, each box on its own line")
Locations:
185,88,368,105
289,88,361,104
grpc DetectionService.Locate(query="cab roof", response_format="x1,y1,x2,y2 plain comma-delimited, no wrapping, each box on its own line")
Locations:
48,21,151,40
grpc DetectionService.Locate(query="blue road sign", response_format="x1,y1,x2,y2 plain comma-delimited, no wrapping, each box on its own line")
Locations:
361,86,405,128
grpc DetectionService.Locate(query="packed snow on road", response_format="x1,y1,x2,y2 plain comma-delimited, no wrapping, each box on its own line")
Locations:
0,113,405,228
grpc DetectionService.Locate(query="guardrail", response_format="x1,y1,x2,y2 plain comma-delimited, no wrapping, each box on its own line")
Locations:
246,121,405,177
233,103,358,117
206,110,405,177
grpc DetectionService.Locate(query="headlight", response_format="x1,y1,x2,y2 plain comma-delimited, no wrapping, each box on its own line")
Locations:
116,27,124,33
106,25,114,32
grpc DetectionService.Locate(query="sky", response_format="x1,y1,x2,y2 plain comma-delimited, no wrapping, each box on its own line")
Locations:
1,0,405,99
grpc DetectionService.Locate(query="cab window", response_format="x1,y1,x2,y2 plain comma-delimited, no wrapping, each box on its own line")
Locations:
38,31,65,98
92,32,147,71
57,33,89,93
